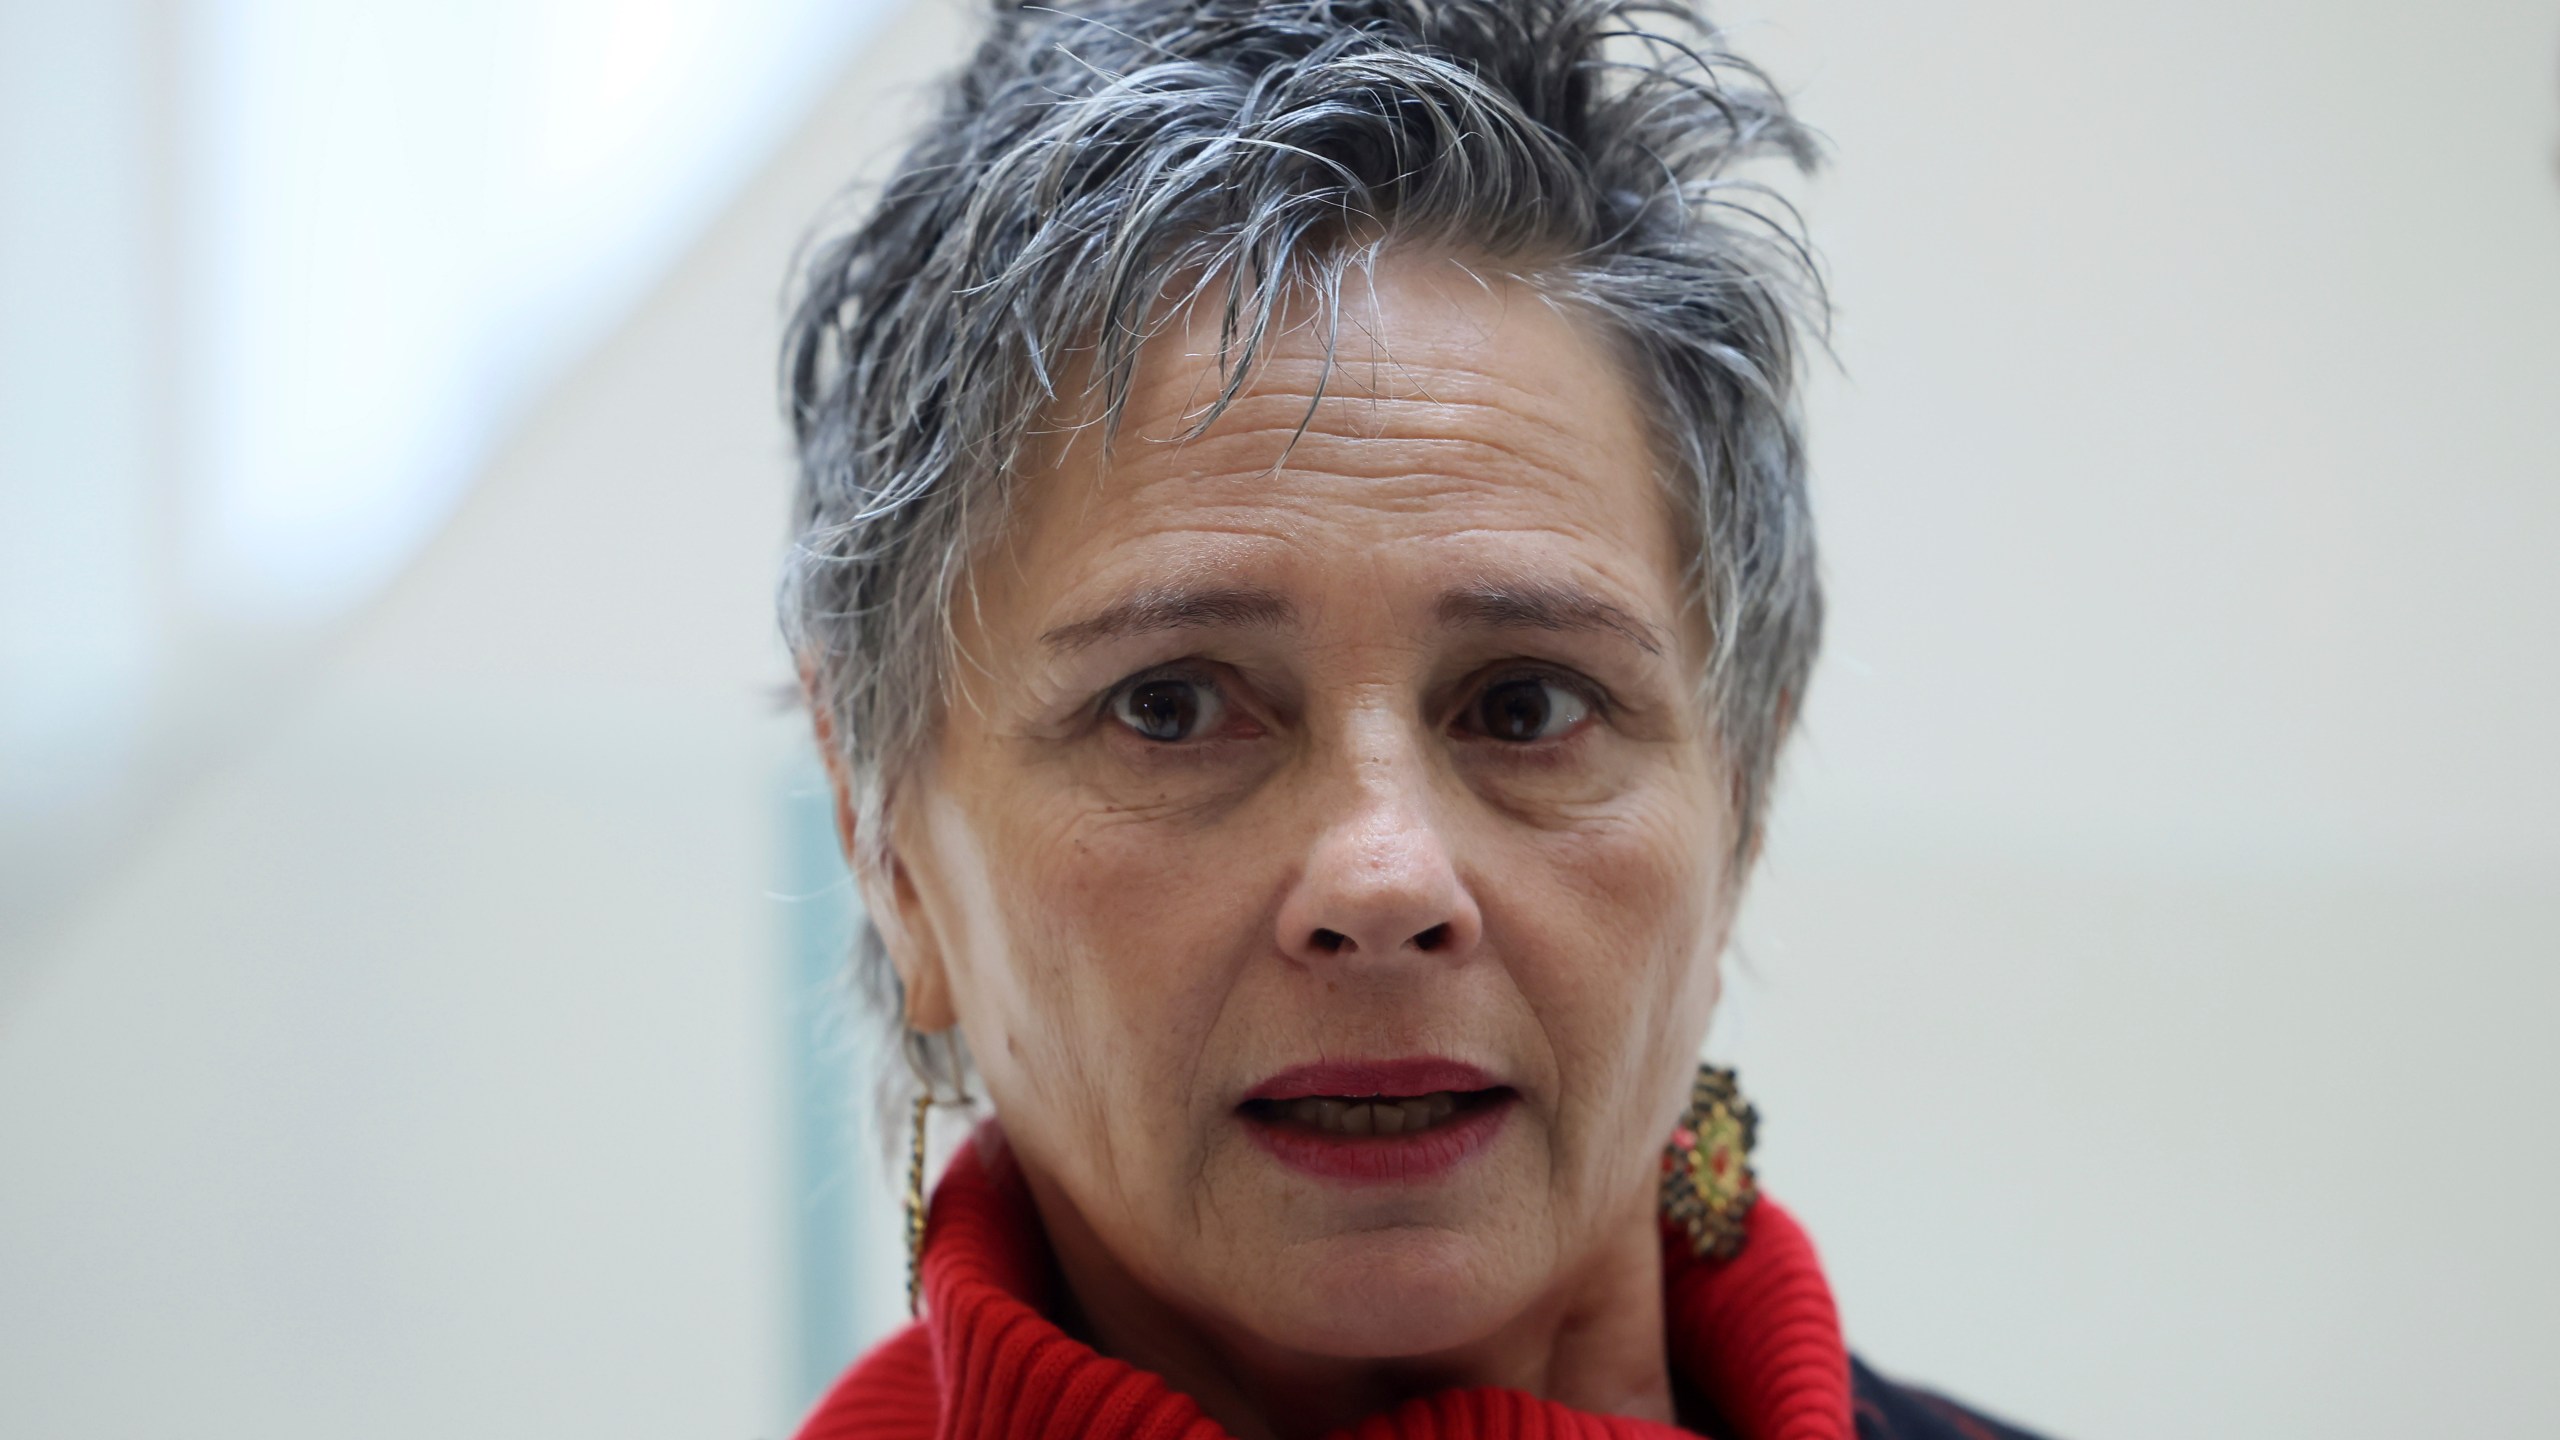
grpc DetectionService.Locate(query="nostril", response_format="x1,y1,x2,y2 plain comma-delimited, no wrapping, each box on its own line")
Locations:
1410,923,1450,952
1310,928,1350,954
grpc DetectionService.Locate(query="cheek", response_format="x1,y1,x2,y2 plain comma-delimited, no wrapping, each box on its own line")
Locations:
962,791,1265,1139
1500,781,1729,1147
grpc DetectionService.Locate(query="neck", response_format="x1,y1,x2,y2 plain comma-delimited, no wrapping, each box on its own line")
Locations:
1022,1172,1676,1440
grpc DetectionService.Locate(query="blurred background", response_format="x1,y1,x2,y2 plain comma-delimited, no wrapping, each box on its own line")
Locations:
1,0,2553,1436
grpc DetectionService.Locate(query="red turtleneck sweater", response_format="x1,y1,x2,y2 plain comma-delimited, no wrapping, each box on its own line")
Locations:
797,1127,1856,1440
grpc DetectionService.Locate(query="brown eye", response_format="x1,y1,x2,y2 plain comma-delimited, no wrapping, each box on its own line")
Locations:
1111,676,1221,742
1468,676,1591,742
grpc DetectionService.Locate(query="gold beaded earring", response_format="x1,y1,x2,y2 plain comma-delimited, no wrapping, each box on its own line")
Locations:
902,1031,972,1317
903,1087,933,1316
1660,1063,1760,1261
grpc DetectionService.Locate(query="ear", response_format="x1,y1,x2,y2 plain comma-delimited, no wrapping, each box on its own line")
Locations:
803,668,960,1035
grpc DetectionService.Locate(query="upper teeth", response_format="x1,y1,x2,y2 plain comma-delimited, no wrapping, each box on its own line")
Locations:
1280,1091,1461,1136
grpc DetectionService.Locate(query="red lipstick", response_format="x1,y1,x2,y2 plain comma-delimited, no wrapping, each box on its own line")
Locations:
1236,1056,1516,1184
1244,1057,1503,1103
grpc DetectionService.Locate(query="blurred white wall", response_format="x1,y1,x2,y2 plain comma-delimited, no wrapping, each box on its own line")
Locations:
1717,1,2560,1434
0,2,966,1435
0,0,896,962
2,1,2554,1438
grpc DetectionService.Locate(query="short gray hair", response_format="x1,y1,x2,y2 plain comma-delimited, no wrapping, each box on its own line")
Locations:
781,0,1824,1093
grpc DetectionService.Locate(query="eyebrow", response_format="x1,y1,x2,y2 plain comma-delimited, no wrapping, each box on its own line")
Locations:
1040,585,1298,653
1435,580,1666,656
1039,578,1666,658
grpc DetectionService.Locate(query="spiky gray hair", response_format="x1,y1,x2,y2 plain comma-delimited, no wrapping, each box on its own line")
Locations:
781,0,1824,1095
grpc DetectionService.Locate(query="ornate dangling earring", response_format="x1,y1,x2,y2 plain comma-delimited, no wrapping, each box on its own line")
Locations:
903,1086,933,1317
1661,1062,1760,1262
902,1028,973,1318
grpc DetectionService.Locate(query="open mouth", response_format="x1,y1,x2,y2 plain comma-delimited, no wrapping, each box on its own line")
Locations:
1237,1087,1514,1138
1234,1082,1519,1183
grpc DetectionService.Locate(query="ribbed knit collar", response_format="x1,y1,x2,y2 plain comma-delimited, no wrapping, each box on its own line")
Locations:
802,1123,1853,1440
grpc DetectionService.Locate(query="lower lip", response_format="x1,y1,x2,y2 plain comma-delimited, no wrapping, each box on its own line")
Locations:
1239,1094,1516,1184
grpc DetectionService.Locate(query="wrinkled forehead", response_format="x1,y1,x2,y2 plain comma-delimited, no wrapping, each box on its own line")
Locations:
980,250,1700,651
1033,248,1639,457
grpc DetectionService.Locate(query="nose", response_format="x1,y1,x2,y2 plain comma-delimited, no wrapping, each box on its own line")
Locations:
1272,726,1484,968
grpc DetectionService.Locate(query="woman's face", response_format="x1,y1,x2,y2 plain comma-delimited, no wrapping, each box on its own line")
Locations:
871,250,1741,1360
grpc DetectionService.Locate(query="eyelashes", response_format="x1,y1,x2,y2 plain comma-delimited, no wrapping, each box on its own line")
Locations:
1096,662,1609,748
1452,673,1595,743
1108,670,1232,743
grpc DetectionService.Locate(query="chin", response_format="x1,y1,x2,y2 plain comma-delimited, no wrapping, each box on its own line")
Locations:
1244,1224,1536,1359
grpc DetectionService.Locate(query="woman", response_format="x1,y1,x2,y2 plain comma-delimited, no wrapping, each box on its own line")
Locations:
780,1,2046,1436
